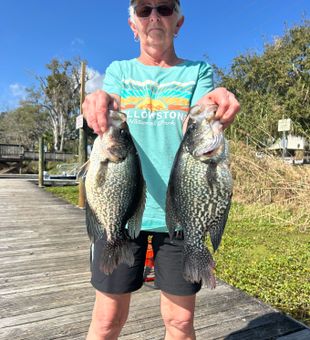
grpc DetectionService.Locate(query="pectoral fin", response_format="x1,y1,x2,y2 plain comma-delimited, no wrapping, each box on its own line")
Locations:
95,160,109,187
77,160,90,180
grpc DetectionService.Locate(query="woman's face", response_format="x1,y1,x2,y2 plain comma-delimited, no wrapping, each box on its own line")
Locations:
129,0,184,49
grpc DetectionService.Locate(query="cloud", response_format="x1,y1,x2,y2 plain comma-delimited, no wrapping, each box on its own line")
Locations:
9,83,27,99
0,83,27,111
71,37,85,47
85,67,105,93
71,38,85,53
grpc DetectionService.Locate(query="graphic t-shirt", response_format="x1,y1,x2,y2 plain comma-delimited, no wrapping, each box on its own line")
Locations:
103,58,214,232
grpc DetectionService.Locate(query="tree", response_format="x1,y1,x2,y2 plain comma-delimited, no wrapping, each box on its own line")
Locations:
0,102,49,148
29,58,85,151
0,112,7,142
214,19,310,146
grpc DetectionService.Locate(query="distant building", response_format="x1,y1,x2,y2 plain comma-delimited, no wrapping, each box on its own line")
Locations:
268,135,309,164
268,134,306,151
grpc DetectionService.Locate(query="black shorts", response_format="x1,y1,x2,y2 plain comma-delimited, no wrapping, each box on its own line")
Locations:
90,231,202,296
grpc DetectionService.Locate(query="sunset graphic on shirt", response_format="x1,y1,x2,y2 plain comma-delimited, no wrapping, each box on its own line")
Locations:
120,79,195,112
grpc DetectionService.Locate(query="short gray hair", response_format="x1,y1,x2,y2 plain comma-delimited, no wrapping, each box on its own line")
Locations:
129,1,182,23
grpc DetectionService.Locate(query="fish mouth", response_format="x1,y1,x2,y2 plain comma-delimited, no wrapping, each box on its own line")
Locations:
189,104,218,123
193,133,224,158
193,119,224,158
107,110,127,128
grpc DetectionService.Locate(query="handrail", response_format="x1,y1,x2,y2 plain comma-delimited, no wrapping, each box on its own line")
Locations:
0,144,75,162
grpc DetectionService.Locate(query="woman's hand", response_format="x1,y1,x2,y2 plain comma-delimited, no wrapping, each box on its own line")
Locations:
197,87,240,129
82,90,120,135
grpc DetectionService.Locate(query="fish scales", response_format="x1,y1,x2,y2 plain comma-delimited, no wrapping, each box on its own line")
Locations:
166,104,233,289
80,110,146,275
86,152,139,239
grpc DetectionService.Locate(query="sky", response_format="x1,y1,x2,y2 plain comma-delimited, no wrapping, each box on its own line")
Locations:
0,0,309,112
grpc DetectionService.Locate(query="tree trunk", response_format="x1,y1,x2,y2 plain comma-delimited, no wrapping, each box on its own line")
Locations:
59,110,65,152
60,133,64,152
52,120,60,152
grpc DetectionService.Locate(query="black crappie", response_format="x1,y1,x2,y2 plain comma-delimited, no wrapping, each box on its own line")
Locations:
166,104,233,289
79,110,145,274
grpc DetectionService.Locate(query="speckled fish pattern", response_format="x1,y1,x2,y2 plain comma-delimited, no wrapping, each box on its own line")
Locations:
166,106,233,288
82,111,145,275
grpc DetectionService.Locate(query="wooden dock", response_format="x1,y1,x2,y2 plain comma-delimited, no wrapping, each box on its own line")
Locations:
0,179,308,339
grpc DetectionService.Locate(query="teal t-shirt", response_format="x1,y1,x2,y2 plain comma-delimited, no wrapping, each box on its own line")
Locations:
103,58,214,232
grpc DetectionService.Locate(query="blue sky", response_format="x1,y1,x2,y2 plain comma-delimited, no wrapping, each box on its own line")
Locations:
0,0,309,111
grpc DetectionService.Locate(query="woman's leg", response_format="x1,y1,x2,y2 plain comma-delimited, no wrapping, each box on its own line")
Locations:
87,290,131,340
152,232,201,340
87,232,149,339
161,291,196,340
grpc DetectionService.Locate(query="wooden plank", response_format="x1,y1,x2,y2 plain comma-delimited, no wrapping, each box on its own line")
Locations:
0,310,92,339
1,286,94,318
0,179,308,340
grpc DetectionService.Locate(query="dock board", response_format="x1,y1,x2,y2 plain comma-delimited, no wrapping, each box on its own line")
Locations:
0,179,308,339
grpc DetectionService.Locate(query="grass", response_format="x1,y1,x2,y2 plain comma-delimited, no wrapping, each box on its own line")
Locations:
45,181,310,326
46,185,79,206
213,202,310,326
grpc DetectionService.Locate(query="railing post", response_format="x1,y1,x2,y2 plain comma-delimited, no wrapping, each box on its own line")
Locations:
78,61,87,208
38,136,45,188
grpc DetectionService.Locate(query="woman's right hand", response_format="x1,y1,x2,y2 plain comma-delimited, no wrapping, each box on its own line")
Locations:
82,90,120,135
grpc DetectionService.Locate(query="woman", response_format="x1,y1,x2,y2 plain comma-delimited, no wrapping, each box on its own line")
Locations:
83,1,240,339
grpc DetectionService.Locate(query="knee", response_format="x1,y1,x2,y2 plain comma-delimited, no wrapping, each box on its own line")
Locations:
87,291,130,339
162,315,194,336
89,316,125,339
90,317,123,339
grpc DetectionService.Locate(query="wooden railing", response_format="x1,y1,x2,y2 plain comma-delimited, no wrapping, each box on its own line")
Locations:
0,144,75,162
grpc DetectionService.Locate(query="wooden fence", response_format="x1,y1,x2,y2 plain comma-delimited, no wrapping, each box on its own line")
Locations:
0,144,75,162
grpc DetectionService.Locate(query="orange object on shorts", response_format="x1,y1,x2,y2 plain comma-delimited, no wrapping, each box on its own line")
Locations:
144,236,155,282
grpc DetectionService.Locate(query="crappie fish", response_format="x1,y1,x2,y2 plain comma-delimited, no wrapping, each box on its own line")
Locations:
166,104,233,289
79,110,145,274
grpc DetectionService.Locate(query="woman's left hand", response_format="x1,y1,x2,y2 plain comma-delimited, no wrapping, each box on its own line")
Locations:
197,87,240,129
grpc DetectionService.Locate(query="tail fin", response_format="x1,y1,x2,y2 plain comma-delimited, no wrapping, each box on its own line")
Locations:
183,244,216,289
100,238,134,274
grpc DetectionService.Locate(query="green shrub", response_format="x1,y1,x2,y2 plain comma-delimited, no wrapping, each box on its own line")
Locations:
214,202,310,326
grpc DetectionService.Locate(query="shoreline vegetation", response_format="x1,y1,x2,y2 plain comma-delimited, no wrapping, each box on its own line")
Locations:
45,141,310,326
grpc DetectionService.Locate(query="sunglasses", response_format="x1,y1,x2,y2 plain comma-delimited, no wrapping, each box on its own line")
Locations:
134,4,176,18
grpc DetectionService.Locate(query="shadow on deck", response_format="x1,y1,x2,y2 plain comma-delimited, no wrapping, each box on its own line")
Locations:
0,179,308,339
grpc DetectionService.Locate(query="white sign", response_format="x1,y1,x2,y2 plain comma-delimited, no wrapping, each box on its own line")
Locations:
278,119,291,132
76,115,84,129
